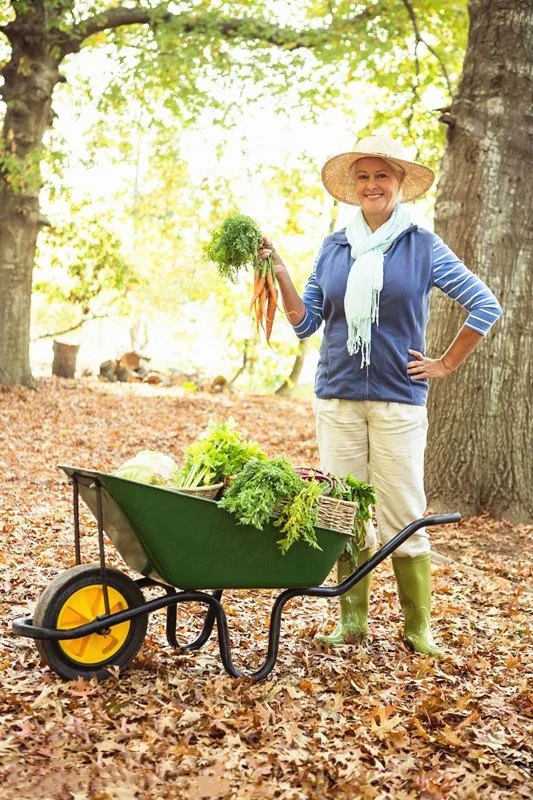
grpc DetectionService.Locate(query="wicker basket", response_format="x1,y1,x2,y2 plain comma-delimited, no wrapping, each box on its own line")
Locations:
223,474,237,489
316,496,356,534
274,495,356,535
171,482,224,500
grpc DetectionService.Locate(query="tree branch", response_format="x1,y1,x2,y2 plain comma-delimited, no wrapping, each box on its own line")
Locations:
33,312,111,341
68,2,377,54
70,5,166,43
401,0,453,97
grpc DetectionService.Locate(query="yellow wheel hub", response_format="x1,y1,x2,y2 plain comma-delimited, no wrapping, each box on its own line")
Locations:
57,584,130,664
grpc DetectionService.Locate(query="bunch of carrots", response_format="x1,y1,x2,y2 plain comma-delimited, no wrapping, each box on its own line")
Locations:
204,214,278,344
250,251,278,343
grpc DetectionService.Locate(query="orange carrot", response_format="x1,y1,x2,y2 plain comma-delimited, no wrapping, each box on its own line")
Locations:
253,296,261,333
265,284,278,342
258,285,268,331
250,274,266,311
265,271,278,310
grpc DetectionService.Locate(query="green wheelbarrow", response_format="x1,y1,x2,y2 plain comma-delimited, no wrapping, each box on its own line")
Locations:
12,466,461,681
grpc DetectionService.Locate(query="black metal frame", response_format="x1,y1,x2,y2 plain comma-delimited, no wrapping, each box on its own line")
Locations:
12,474,461,680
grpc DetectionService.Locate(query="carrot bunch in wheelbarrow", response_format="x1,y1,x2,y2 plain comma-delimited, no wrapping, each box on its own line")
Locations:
204,214,278,343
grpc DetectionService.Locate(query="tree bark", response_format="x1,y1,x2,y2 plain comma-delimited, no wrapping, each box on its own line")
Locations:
427,0,533,521
0,2,77,387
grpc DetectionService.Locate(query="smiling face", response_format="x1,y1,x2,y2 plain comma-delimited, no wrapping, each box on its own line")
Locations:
353,157,403,230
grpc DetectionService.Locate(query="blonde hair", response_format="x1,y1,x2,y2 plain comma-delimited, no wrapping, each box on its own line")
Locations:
382,158,405,182
384,160,405,202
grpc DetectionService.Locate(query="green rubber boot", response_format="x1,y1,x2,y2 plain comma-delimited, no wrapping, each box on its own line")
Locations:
392,553,444,656
314,548,374,646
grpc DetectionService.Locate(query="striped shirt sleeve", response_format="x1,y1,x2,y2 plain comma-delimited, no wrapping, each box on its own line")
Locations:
431,237,502,335
292,247,325,339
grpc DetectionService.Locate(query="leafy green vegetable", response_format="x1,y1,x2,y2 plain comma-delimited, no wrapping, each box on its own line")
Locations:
329,474,376,557
219,456,302,529
172,418,266,488
275,480,323,555
203,213,265,283
115,450,179,485
219,456,324,553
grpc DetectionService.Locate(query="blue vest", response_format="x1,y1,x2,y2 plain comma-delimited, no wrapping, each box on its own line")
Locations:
314,225,433,406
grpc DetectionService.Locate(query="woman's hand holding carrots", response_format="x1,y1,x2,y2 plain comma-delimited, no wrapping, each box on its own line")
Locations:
260,238,285,273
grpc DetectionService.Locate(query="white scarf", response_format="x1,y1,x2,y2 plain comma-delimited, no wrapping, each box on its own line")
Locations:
344,204,412,367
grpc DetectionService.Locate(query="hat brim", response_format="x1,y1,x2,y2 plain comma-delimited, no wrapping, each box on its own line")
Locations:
321,151,435,204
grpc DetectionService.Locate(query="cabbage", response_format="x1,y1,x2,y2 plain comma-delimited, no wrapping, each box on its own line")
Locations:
115,450,178,485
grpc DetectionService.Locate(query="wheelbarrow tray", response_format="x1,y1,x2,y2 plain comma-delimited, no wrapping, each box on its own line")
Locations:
61,466,350,590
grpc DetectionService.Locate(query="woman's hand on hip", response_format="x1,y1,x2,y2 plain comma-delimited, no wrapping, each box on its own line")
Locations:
407,349,452,380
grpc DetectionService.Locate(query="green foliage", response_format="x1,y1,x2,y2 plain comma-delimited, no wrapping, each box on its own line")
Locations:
68,0,467,156
89,2,341,128
0,140,42,193
34,205,138,321
204,214,264,282
330,475,376,519
174,418,266,488
342,0,467,171
219,456,307,530
0,1,14,24
5,0,469,174
275,480,323,555
219,456,324,553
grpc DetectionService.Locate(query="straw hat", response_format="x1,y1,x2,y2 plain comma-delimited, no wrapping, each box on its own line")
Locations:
321,135,435,204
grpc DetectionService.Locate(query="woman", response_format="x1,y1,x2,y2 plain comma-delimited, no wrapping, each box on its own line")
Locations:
260,134,502,656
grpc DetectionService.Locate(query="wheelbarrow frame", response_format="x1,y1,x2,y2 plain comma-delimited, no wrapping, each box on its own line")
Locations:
12,468,461,680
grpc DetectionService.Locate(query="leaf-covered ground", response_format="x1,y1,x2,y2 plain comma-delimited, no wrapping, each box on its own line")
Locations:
0,379,531,800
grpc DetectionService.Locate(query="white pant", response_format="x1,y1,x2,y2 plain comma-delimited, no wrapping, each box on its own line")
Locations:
313,398,429,558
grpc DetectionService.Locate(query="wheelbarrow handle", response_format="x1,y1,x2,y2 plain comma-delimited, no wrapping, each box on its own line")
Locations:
362,511,461,567
306,511,462,599
425,512,462,526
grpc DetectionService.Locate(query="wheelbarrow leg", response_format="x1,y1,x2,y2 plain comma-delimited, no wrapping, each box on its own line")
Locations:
165,588,223,651
211,588,300,681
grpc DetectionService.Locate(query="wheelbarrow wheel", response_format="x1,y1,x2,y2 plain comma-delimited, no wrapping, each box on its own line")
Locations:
33,563,148,680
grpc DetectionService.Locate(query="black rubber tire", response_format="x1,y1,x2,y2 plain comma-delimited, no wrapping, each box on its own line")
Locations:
33,563,148,680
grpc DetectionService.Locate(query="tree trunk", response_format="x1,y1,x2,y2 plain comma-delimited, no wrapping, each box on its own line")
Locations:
0,7,59,386
426,0,533,521
52,340,79,379
275,340,308,396
0,3,80,387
